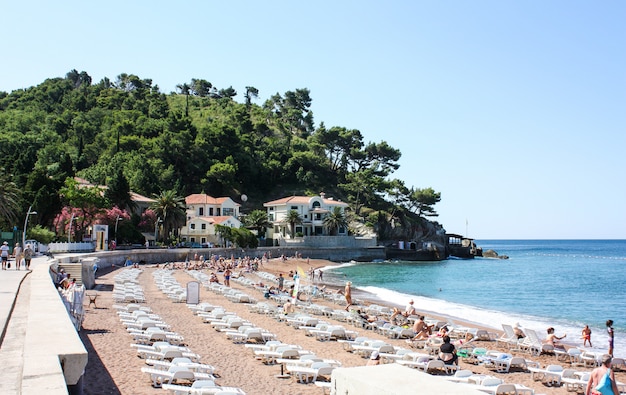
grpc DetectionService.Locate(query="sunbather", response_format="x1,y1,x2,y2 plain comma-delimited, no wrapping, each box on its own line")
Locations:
438,335,458,365
545,327,566,349
411,315,433,340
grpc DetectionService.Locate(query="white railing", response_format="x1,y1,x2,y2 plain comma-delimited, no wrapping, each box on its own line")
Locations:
48,242,95,253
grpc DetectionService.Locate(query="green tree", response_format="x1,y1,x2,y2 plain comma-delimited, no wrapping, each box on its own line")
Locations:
0,169,21,228
176,82,191,116
27,225,55,244
244,86,259,107
231,227,258,248
323,207,348,236
190,79,213,97
243,209,271,238
105,168,136,212
215,224,234,247
150,189,186,244
284,210,302,238
409,187,441,218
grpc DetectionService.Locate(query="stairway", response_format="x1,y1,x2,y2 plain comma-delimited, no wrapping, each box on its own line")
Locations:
57,263,83,286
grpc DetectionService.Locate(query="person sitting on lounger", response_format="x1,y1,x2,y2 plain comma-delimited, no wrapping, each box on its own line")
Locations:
438,335,458,365
545,327,566,349
411,315,433,340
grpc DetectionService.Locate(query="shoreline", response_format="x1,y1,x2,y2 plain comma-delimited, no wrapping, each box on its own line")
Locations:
258,257,501,336
79,257,626,395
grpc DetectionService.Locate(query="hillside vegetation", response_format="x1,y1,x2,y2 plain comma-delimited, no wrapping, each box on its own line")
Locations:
0,70,443,242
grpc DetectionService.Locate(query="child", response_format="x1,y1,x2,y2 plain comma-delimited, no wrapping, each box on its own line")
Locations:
581,325,592,347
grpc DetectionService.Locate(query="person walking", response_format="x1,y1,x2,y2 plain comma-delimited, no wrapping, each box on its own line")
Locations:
13,243,22,270
1,241,9,270
606,320,614,356
344,281,352,311
23,244,33,270
585,354,619,395
582,325,593,348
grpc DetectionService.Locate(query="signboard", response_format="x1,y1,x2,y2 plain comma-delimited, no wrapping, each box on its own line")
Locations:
186,281,200,304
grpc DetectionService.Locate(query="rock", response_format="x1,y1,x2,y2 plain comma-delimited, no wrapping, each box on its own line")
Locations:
482,249,499,258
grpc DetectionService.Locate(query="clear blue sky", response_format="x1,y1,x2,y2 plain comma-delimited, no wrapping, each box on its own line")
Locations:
2,1,625,239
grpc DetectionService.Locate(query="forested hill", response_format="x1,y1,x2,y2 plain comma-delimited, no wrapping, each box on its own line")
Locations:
0,70,442,240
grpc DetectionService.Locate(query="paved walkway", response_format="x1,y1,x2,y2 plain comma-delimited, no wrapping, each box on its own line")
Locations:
0,255,58,391
0,256,46,346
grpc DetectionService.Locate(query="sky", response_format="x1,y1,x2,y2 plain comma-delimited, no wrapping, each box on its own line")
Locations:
2,1,625,239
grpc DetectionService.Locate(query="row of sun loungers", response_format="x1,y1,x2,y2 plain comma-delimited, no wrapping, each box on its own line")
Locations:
112,268,248,394
182,270,344,385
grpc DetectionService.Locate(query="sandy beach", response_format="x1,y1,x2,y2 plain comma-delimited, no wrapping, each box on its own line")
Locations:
79,257,625,394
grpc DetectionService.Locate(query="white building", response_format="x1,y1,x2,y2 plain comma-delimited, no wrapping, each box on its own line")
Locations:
180,194,241,245
264,192,349,242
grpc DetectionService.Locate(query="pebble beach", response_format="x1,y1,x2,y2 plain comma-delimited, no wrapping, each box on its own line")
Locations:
79,257,625,395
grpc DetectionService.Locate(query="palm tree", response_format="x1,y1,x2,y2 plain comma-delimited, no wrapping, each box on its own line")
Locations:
323,207,348,236
284,210,302,238
243,209,271,238
151,190,186,244
0,169,20,227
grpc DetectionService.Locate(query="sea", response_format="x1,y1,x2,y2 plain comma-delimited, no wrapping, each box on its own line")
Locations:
321,239,626,355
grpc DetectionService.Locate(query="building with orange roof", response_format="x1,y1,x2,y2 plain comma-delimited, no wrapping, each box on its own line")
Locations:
263,192,349,244
180,194,241,246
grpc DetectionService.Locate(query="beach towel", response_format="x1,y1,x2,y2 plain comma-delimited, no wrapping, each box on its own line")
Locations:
595,369,614,395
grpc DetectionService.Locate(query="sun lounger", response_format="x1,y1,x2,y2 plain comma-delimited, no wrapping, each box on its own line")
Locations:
528,364,563,386
286,362,335,383
141,365,213,388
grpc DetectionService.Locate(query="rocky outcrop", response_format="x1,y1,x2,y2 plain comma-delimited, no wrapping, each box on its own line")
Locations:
482,249,509,259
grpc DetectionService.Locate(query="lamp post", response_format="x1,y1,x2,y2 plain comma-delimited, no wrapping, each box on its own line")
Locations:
154,217,162,246
22,205,37,247
68,213,76,242
115,215,123,245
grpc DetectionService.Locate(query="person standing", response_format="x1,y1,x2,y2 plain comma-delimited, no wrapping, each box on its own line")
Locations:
277,273,284,290
585,354,619,395
23,244,33,270
224,268,231,287
582,325,593,348
13,243,22,270
606,320,614,356
1,241,9,270
344,281,352,311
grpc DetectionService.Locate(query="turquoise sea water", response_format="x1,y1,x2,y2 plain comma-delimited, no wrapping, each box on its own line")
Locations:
323,239,626,354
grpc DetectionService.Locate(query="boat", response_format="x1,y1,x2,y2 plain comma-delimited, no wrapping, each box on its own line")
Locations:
445,234,482,259
384,240,446,261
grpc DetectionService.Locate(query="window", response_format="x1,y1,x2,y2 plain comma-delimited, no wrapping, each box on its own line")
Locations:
312,201,321,208
223,208,234,216
199,207,204,216
269,213,274,221
209,207,214,216
216,208,221,216
190,224,196,230
201,224,206,230
291,206,298,210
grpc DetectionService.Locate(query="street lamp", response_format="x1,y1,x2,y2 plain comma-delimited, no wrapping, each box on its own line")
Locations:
154,217,163,246
115,215,123,245
68,213,76,242
22,205,37,247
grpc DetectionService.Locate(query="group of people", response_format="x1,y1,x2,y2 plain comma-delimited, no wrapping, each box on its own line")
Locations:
1,241,34,270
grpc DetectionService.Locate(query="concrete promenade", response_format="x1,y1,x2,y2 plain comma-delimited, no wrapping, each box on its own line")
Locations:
0,255,87,394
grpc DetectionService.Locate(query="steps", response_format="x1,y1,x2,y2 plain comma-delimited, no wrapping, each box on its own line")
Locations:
57,263,83,286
